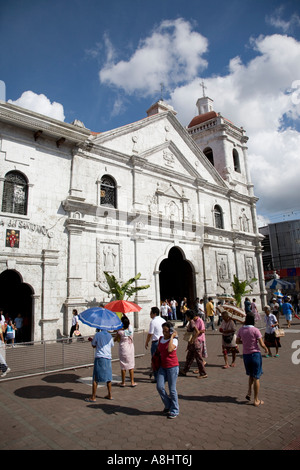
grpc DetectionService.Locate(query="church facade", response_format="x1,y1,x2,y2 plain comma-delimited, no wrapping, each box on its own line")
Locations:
0,96,266,341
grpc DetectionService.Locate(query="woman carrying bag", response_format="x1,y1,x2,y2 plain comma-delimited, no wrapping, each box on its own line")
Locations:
156,321,179,419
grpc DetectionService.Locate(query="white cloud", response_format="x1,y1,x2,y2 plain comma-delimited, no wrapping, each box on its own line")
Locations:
99,18,208,97
257,214,271,228
98,22,300,221
266,6,300,33
169,33,300,221
8,90,65,121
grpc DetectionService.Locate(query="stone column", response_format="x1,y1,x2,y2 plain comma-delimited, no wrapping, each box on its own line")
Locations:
64,221,86,336
41,249,60,341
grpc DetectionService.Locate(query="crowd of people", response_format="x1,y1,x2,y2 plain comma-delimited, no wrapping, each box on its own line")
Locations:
82,292,299,419
1,294,299,414
0,309,24,346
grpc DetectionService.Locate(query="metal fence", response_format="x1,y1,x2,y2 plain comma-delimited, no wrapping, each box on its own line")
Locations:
1,330,147,381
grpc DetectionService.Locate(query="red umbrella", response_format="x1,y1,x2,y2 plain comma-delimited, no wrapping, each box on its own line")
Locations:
105,300,142,313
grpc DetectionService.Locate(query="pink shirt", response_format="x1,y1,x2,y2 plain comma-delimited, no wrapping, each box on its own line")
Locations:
190,317,205,342
237,325,262,355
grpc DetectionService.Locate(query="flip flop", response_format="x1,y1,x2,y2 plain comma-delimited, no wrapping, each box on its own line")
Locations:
119,383,126,387
104,396,114,400
130,384,137,387
85,398,96,403
245,395,251,401
222,365,230,369
253,400,264,407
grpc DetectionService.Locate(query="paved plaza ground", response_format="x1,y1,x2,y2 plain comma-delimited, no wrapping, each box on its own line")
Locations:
1,316,300,457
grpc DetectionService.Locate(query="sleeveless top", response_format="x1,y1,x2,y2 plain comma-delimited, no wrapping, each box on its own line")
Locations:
157,337,179,369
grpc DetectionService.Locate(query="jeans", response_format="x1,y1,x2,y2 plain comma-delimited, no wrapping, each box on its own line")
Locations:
151,340,159,380
171,307,177,320
206,316,215,330
156,366,179,416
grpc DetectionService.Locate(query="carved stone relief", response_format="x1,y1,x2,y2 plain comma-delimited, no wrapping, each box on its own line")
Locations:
217,253,230,282
96,239,122,282
245,256,255,280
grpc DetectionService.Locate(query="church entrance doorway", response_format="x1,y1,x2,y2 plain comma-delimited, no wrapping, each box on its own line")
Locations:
0,270,33,343
159,247,196,319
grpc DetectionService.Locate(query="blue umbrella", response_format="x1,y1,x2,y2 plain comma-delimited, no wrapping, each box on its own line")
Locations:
274,291,284,297
265,279,295,290
78,307,123,330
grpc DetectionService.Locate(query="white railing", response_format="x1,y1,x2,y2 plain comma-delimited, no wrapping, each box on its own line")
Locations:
0,330,146,381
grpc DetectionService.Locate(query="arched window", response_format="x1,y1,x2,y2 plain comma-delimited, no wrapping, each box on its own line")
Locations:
214,205,224,229
2,171,28,215
203,147,214,166
233,148,241,173
100,175,117,208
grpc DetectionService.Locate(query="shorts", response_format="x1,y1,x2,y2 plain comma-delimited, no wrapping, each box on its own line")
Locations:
243,352,263,379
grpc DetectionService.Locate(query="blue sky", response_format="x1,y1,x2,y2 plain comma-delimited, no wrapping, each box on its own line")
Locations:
1,0,300,225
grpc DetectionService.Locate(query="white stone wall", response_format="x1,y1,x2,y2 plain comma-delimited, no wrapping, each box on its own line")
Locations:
0,102,266,341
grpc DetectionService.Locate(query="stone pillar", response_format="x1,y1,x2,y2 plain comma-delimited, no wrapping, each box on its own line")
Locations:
41,249,60,341
31,293,41,342
64,221,86,336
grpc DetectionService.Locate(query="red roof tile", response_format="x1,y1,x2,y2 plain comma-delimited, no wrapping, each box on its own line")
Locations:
188,111,218,128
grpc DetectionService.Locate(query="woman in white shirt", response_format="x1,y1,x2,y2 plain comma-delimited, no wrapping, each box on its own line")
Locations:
264,306,281,357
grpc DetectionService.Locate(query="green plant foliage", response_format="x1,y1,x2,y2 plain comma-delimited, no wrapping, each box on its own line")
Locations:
103,271,150,300
230,274,257,307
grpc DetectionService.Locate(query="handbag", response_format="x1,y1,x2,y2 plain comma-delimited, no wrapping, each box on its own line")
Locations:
183,331,193,342
151,349,161,371
274,328,285,338
223,333,234,344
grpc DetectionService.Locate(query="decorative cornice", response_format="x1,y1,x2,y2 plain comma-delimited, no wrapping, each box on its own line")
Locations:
0,101,91,145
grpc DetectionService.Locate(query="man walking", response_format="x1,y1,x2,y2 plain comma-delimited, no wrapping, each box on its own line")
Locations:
145,307,165,382
206,297,216,331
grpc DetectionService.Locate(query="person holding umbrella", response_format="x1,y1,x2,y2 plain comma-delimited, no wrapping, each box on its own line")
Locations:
79,306,123,402
86,328,115,402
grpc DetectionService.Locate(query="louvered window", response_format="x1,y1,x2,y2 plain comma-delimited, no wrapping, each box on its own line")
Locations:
214,205,224,229
100,175,116,208
2,171,28,215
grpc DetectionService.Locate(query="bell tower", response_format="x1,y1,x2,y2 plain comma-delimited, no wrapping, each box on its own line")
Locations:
187,91,253,198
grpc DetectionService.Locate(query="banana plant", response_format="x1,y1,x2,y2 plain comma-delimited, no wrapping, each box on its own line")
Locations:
103,271,150,300
231,274,257,307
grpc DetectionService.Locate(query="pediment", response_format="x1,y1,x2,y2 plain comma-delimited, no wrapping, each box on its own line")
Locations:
138,140,201,180
155,182,185,200
92,111,227,188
